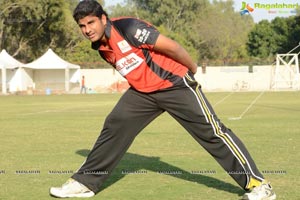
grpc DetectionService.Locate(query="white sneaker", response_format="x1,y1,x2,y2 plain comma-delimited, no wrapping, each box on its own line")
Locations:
242,182,276,200
50,178,95,198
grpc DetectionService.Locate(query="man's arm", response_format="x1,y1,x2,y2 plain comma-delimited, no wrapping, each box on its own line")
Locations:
153,34,198,74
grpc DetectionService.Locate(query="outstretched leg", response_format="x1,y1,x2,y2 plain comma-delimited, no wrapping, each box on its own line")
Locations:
72,88,164,193
156,73,264,190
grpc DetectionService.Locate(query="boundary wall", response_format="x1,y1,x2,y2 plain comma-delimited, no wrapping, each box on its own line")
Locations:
80,65,276,93
2,65,297,94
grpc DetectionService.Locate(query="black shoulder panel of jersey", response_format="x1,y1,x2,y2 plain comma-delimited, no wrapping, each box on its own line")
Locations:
91,40,101,50
112,18,159,48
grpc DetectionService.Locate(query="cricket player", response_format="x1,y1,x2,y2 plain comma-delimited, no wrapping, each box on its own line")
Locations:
50,0,276,199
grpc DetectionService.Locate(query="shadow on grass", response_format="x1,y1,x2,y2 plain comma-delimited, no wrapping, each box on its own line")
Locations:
76,149,244,196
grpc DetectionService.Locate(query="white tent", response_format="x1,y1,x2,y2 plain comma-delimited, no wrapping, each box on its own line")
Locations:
23,49,80,93
0,50,24,94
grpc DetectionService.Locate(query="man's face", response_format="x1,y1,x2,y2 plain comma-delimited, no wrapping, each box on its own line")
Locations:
78,15,106,42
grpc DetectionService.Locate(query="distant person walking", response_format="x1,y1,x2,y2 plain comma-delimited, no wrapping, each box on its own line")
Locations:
80,76,87,94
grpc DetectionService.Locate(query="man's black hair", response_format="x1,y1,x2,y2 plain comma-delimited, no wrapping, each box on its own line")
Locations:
73,0,108,23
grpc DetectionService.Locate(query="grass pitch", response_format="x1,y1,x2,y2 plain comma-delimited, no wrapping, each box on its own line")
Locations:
0,92,299,200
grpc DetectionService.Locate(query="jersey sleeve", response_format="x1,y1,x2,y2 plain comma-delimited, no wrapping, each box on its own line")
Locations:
112,18,160,50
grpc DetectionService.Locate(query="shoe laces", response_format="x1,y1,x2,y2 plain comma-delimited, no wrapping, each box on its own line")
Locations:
251,183,272,195
62,179,75,188
62,179,88,192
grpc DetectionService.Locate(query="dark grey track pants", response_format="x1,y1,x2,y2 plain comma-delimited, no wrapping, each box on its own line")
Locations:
72,72,264,193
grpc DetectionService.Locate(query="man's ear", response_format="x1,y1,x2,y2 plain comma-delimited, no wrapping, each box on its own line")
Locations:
100,14,107,25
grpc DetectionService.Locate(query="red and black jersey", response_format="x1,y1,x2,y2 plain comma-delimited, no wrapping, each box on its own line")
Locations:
92,17,188,93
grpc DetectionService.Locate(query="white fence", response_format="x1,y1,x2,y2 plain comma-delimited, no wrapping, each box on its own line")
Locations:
80,65,297,93
1,65,299,95
194,65,273,92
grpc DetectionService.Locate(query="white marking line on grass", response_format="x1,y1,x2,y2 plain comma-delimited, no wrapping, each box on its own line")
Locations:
228,91,265,121
213,92,234,107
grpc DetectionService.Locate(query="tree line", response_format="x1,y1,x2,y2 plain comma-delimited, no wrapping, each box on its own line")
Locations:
0,0,299,68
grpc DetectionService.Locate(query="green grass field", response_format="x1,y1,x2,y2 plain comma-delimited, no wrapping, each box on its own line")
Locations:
0,92,299,200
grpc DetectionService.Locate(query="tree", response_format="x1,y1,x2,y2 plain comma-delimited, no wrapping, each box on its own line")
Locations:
0,0,80,62
109,0,254,65
63,39,109,69
196,0,254,64
247,20,277,59
0,0,260,67
282,16,300,53
247,15,300,63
